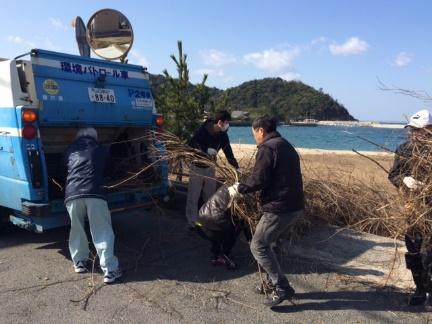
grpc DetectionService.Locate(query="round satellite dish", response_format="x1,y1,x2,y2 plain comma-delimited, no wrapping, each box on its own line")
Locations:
86,9,133,61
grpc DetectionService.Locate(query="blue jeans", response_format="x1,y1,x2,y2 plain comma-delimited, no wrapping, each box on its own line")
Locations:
250,210,303,288
66,198,119,275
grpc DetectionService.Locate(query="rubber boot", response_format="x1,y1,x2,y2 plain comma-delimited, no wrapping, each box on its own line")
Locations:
408,271,426,306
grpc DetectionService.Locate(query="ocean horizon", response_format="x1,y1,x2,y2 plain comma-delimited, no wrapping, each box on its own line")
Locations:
228,125,407,152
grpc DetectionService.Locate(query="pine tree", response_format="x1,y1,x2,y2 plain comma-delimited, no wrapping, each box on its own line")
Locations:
156,41,209,141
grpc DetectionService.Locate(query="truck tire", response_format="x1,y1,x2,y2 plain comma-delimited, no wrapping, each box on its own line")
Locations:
0,207,10,232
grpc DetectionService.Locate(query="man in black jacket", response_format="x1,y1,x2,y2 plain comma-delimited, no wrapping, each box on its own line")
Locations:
62,127,121,284
228,116,304,307
185,110,239,228
388,109,432,306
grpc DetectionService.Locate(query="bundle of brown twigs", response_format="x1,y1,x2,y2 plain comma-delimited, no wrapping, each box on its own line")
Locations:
401,130,432,238
125,130,432,241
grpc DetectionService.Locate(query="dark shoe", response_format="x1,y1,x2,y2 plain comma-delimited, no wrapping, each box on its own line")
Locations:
211,255,237,270
263,286,295,307
408,288,426,306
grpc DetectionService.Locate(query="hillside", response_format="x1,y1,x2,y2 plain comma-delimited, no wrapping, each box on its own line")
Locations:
149,75,355,121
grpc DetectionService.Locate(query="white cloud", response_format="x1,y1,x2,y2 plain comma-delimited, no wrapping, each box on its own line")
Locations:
394,52,411,67
311,36,328,46
329,37,369,56
279,72,301,81
7,35,36,47
129,49,150,66
199,49,236,66
49,17,68,29
243,47,301,71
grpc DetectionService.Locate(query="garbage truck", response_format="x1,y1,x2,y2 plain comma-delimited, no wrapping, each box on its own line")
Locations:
0,9,168,233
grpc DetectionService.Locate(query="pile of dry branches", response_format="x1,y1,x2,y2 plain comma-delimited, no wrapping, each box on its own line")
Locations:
128,129,432,241
303,171,404,238
400,129,432,238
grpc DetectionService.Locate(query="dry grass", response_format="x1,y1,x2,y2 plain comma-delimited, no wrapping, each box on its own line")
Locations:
118,130,431,241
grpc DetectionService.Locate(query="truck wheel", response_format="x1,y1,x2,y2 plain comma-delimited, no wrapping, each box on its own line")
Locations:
0,207,10,232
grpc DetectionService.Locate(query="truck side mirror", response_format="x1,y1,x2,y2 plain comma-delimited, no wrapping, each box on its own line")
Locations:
86,9,134,62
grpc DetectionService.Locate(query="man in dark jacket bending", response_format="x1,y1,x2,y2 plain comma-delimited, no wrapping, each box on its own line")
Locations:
228,116,304,307
62,127,121,284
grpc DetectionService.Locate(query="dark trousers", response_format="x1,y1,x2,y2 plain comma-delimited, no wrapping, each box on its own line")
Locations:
405,232,432,292
198,224,240,257
250,210,303,288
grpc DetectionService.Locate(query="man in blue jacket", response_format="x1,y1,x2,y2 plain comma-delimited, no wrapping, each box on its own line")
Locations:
62,127,121,284
228,116,304,307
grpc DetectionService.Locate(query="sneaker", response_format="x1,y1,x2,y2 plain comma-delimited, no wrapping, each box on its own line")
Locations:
73,261,87,273
263,285,295,308
103,268,122,284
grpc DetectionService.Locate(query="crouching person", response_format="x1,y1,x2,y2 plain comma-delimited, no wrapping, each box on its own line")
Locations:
228,116,304,307
62,127,121,284
196,186,243,270
388,109,432,305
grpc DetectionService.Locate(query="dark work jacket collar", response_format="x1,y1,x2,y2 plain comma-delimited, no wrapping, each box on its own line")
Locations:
258,131,281,148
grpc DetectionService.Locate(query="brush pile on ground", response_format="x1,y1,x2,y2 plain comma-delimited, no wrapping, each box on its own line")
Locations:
133,130,432,240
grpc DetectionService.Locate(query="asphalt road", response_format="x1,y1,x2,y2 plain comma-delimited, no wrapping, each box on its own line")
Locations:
0,206,430,323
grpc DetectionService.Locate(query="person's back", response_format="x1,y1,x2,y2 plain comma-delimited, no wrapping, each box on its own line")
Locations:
258,132,304,213
64,135,108,204
62,127,121,284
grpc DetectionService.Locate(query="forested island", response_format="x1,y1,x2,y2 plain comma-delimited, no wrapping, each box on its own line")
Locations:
150,75,355,122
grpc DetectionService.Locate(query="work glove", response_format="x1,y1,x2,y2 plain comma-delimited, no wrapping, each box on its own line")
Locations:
403,176,424,190
227,182,240,208
228,182,239,197
207,148,218,157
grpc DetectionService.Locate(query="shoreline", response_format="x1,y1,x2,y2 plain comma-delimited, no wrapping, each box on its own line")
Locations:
230,121,405,129
317,121,404,129
230,143,394,157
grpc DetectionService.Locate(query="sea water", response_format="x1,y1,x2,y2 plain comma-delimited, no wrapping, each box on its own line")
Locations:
228,125,407,152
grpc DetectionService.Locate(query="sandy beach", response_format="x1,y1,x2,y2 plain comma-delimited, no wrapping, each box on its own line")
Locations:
230,143,396,189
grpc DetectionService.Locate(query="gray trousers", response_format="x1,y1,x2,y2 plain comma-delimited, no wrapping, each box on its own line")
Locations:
185,165,216,225
66,198,119,275
250,210,303,288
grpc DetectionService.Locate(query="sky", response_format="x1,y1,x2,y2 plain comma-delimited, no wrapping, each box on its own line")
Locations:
0,0,430,121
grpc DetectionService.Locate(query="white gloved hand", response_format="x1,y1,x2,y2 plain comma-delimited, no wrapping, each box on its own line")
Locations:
403,176,424,190
207,148,218,157
227,183,239,198
227,183,240,208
